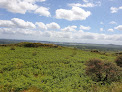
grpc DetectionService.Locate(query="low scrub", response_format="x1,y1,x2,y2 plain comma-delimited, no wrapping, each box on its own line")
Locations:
115,55,122,67
86,59,121,84
91,49,99,53
10,46,15,50
17,42,59,48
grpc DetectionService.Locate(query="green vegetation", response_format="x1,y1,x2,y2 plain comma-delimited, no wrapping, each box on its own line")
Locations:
0,43,121,92
59,43,122,51
86,59,121,84
115,55,122,67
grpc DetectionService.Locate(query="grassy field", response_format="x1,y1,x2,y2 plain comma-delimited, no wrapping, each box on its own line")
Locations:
0,43,121,92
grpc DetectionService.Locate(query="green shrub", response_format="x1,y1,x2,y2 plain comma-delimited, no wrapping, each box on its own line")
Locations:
86,59,104,82
86,59,121,84
115,55,122,67
10,46,15,50
102,62,121,83
32,51,37,56
91,49,99,53
17,42,59,48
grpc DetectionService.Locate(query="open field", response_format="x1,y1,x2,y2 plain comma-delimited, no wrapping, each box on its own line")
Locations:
0,43,121,92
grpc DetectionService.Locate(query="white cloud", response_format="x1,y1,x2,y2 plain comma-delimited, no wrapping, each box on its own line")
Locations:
56,7,91,21
0,20,15,27
0,18,36,29
119,6,122,9
83,0,89,3
73,31,95,39
61,26,77,32
35,7,51,17
46,22,60,29
73,31,122,41
0,0,38,14
0,27,122,44
110,6,122,13
35,22,47,30
110,7,118,13
36,22,60,30
50,31,72,39
114,25,122,31
100,22,104,24
68,3,95,8
107,28,114,32
42,31,52,37
36,0,46,2
109,21,117,25
0,18,122,45
0,18,60,30
0,0,50,17
22,0,46,3
0,28,35,35
100,28,104,31
11,18,36,29
80,25,91,30
68,0,101,8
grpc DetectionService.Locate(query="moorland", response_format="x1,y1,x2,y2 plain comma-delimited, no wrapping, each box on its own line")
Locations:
0,42,121,92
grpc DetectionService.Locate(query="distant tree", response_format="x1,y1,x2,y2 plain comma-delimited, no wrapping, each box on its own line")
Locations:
115,55,122,67
86,59,121,84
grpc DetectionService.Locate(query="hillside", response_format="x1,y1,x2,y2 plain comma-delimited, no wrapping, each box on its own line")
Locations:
0,43,121,92
0,39,122,52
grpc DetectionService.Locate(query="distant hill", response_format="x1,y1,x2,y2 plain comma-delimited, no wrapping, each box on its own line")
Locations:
0,39,122,51
58,43,122,51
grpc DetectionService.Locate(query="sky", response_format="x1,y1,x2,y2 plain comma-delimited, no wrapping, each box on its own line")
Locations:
0,0,122,45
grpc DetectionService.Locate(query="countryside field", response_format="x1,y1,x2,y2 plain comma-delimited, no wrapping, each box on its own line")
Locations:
0,43,121,92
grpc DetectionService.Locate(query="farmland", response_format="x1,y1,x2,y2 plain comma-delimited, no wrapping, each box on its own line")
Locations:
0,43,121,92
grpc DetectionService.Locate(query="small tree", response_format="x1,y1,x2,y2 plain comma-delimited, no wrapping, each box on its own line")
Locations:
86,59,121,84
115,55,122,67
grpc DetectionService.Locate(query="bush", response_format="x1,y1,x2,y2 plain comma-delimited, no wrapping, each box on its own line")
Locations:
10,46,15,50
91,49,99,53
86,59,121,84
17,42,59,48
32,51,37,56
102,62,121,83
86,59,104,82
115,55,122,67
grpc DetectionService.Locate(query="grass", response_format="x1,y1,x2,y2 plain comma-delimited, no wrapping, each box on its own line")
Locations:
91,82,122,92
0,44,121,92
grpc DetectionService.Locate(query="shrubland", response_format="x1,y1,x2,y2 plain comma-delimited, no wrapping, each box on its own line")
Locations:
0,42,121,92
115,55,122,67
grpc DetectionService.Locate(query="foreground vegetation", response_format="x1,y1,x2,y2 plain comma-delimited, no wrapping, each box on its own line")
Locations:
0,43,121,92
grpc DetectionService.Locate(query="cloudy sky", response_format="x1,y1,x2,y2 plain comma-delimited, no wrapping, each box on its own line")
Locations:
0,0,122,45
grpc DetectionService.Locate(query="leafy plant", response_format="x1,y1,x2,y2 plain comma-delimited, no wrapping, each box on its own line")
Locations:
115,55,122,67
86,59,121,84
86,59,104,82
0,43,119,92
10,46,15,50
32,51,37,56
